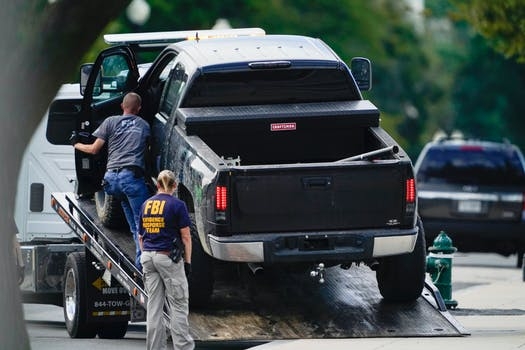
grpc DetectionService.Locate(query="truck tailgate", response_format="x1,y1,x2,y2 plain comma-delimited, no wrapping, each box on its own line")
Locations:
230,161,408,233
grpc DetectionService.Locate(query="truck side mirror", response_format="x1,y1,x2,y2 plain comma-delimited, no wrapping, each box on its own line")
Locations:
351,57,372,91
80,63,102,96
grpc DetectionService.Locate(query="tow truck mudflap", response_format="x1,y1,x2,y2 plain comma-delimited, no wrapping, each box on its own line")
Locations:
84,250,130,323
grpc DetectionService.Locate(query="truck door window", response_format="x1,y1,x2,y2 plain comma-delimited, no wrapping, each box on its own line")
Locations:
159,63,187,118
95,54,133,100
141,55,176,122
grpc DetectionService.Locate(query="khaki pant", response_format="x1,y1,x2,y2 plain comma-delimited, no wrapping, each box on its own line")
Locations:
141,251,194,350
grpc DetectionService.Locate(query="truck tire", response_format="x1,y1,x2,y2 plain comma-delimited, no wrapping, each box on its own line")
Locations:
62,252,97,338
97,322,128,339
188,214,214,307
376,217,426,302
94,190,127,229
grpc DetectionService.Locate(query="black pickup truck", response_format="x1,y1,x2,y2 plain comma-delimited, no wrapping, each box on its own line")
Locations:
48,28,425,306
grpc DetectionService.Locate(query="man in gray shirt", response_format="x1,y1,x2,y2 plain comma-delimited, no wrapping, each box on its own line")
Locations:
72,92,150,270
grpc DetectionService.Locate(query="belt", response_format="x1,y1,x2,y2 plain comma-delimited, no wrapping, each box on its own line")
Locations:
107,165,142,173
143,250,171,255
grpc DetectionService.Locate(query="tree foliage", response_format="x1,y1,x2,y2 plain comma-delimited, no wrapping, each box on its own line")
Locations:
452,0,525,63
425,0,525,151
452,34,525,148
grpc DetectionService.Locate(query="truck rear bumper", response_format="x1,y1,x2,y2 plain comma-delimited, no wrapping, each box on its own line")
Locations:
208,227,418,263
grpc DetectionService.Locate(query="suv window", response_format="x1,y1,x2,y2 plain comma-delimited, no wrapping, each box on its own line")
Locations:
417,145,525,186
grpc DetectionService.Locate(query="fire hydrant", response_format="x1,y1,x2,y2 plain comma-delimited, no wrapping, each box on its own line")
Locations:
426,231,458,309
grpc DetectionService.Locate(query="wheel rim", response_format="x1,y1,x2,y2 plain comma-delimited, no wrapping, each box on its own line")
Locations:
64,268,77,322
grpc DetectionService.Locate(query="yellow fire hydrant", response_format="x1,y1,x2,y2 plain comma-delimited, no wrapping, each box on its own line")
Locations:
426,231,458,309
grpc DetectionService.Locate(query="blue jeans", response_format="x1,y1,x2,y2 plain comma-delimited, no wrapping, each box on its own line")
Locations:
103,169,150,270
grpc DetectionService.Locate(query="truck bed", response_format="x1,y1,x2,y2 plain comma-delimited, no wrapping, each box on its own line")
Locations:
177,101,385,165
71,195,467,341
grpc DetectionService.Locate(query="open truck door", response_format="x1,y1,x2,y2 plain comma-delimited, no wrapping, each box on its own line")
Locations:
48,46,140,197
76,46,139,196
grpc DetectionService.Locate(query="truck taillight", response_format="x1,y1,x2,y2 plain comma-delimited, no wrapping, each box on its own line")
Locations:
216,186,227,211
406,178,415,203
405,178,416,217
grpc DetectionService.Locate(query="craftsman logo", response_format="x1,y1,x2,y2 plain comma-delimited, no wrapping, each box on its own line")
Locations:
271,122,296,131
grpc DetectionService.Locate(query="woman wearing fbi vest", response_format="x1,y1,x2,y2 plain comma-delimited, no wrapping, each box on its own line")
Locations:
138,170,194,350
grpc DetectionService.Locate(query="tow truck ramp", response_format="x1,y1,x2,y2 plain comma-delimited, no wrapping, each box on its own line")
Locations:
190,268,468,341
51,192,468,341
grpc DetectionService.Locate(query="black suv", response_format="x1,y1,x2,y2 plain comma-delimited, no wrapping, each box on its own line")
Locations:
414,137,525,267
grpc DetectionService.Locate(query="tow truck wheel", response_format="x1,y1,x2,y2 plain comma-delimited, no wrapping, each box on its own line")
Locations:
97,321,128,339
63,252,97,338
95,190,127,229
376,217,426,302
188,214,214,308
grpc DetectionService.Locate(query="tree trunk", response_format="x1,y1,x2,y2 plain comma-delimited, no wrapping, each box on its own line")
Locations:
0,1,130,348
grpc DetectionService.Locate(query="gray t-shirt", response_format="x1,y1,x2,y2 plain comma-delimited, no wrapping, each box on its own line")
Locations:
93,114,150,170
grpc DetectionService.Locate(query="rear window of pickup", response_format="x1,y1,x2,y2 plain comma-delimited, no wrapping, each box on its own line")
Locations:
182,68,360,107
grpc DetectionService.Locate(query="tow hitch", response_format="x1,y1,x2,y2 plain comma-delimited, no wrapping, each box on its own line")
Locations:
310,263,326,283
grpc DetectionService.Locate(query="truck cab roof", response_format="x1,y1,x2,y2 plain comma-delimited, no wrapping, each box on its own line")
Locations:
169,34,342,69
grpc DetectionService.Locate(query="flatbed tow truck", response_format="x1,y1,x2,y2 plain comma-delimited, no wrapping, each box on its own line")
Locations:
51,191,467,342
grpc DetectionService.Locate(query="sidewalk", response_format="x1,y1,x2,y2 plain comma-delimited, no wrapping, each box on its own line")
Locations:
249,253,525,350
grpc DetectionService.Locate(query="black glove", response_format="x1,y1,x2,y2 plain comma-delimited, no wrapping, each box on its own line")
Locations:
69,131,79,146
184,262,192,278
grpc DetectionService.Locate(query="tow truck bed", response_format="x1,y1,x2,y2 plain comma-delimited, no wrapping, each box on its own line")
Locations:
190,267,467,341
52,192,467,341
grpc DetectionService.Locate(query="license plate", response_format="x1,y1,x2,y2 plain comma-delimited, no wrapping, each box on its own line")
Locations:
458,200,482,213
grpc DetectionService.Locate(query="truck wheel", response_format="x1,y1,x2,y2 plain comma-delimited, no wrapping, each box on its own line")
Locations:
94,190,126,229
97,322,128,339
188,214,214,307
376,217,426,302
63,252,97,338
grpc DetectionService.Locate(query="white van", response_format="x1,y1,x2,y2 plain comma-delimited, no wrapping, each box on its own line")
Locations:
16,84,84,304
